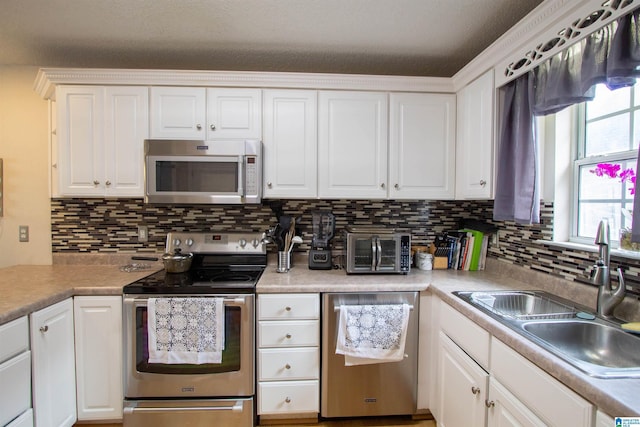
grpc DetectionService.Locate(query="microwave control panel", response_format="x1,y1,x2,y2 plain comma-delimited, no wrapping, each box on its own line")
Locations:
400,235,411,273
245,156,258,196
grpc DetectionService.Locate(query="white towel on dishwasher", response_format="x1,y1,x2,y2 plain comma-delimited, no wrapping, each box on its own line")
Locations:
335,303,410,366
147,297,224,364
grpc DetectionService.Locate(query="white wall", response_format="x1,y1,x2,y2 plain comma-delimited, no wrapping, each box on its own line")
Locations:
0,66,52,267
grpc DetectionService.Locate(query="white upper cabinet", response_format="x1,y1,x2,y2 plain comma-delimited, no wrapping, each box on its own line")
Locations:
206,88,262,139
150,87,261,140
318,91,388,199
456,69,495,199
150,87,206,139
263,89,318,198
389,93,456,200
56,85,148,197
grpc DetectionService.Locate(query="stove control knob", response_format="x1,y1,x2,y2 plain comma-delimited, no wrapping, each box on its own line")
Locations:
239,239,247,248
251,239,260,248
185,238,194,247
172,238,181,247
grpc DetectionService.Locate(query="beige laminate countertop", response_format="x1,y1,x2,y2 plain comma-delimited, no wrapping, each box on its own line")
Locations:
1,258,638,418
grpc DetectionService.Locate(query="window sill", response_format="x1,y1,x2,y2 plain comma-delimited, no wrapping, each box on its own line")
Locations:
536,240,640,261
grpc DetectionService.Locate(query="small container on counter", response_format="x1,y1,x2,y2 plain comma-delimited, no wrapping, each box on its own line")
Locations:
415,251,433,270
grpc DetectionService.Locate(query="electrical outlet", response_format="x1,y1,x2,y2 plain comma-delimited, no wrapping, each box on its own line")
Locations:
19,225,29,242
138,225,148,242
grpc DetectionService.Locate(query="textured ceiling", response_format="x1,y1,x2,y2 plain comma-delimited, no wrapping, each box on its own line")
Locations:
0,0,543,77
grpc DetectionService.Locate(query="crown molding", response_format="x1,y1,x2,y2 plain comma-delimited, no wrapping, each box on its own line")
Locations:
34,68,454,100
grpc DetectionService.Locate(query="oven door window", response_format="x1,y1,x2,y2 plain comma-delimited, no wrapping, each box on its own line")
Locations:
377,238,399,271
135,305,241,374
155,160,238,193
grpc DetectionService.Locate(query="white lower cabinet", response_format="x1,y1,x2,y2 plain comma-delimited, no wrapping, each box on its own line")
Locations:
257,293,320,417
487,379,546,427
30,298,77,427
437,332,488,427
73,296,123,421
595,411,614,427
0,317,32,427
434,299,594,427
6,409,33,427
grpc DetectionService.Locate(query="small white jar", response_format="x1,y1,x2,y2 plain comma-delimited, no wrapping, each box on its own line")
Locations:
416,251,433,270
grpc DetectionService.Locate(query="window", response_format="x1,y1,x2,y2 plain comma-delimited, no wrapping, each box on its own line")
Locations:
574,84,639,244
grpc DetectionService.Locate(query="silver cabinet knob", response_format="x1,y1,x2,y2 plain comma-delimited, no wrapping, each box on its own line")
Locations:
285,306,291,311
480,180,487,187
380,183,385,189
196,124,202,130
471,386,481,395
285,364,291,370
267,182,273,188
285,333,292,339
105,180,111,186
485,400,495,408
39,325,49,333
93,180,99,186
394,183,400,189
210,124,216,131
285,397,291,403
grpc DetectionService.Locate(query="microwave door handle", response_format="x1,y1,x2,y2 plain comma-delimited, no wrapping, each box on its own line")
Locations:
237,158,244,196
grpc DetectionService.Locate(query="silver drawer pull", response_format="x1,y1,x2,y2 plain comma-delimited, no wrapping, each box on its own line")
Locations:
124,401,244,413
39,325,49,333
285,397,291,403
285,306,291,311
471,386,481,395
285,333,292,339
285,364,291,370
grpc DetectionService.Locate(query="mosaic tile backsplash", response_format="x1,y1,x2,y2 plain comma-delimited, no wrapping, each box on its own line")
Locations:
51,198,640,293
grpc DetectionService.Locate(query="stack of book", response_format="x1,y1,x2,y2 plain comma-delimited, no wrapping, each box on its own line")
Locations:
436,229,491,271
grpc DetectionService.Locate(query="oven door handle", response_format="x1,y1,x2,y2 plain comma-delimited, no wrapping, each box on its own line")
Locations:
124,400,244,414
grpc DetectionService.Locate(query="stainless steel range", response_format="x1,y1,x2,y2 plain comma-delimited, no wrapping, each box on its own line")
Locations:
122,231,266,427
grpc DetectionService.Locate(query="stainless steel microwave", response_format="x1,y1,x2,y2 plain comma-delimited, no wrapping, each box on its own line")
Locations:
144,139,262,204
344,228,411,274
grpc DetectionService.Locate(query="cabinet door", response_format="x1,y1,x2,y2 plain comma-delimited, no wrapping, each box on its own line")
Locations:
56,86,105,196
263,89,317,198
389,93,456,199
437,332,488,427
318,91,388,199
487,380,546,427
206,88,262,139
74,296,123,421
150,87,206,139
104,87,149,196
456,69,494,199
31,298,77,427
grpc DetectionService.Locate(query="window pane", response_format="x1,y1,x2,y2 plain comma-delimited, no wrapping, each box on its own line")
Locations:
578,202,620,239
579,164,622,200
585,114,629,156
586,85,630,119
633,109,640,150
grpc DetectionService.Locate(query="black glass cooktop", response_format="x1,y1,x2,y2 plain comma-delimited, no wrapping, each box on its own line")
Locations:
123,267,264,294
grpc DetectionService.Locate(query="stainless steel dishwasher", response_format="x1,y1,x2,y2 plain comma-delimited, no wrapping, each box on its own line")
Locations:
321,292,419,418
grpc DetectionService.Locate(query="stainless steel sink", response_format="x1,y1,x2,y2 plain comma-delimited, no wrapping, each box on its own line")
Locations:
522,320,640,377
453,290,640,378
458,290,577,321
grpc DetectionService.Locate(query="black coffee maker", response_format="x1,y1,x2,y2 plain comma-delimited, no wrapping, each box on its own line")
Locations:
308,211,335,270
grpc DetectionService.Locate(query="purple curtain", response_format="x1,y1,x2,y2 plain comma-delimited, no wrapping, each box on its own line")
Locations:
494,8,640,226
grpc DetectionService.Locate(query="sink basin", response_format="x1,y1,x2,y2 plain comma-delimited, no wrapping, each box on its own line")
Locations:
455,290,577,321
453,290,640,378
522,320,640,376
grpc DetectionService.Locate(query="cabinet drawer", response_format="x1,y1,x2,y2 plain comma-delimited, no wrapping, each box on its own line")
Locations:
259,348,319,381
258,294,319,320
258,381,319,414
440,302,490,369
0,351,31,426
0,316,29,363
491,338,592,427
259,320,319,347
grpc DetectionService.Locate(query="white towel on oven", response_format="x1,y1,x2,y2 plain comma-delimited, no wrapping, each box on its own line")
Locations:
147,297,224,364
335,303,410,366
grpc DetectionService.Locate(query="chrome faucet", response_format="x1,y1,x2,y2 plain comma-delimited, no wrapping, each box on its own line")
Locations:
591,219,626,318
